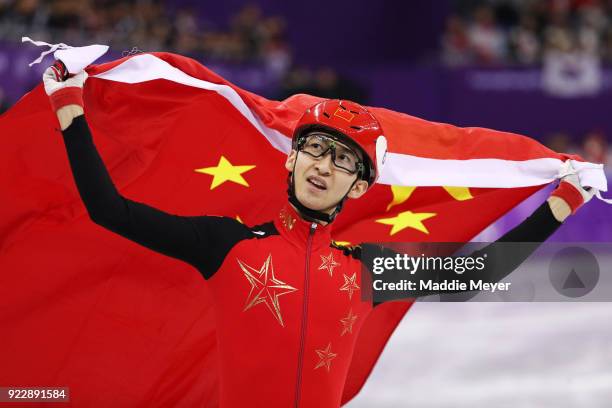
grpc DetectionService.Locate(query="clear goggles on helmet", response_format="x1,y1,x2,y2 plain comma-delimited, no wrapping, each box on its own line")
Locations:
297,133,364,175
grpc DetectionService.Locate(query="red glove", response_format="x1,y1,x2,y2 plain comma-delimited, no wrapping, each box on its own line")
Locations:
42,60,88,112
550,161,596,215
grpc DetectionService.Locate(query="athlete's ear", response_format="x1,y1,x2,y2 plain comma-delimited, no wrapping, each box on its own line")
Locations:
347,179,368,200
285,150,298,172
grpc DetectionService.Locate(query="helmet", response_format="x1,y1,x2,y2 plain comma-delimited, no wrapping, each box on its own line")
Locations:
292,99,387,187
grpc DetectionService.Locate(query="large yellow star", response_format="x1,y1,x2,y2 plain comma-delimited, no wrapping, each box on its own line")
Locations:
340,308,358,336
238,254,297,327
376,211,437,235
314,342,337,372
339,273,360,300
195,156,255,190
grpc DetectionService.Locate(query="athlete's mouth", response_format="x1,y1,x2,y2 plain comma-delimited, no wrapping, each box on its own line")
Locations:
307,176,327,191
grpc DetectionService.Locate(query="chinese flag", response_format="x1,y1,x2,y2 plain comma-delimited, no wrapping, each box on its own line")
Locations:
0,53,595,407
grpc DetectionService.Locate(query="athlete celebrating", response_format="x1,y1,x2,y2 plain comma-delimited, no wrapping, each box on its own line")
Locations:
43,62,594,407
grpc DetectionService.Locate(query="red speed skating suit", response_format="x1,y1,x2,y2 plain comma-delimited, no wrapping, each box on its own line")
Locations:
208,203,373,407
60,115,561,407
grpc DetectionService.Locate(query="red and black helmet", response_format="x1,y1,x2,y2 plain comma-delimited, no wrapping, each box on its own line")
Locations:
292,99,387,187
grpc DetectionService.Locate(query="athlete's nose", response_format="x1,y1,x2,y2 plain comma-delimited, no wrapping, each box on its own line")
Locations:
314,151,333,175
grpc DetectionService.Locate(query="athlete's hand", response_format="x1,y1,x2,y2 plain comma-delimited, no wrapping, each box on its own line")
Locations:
43,60,88,112
548,160,595,221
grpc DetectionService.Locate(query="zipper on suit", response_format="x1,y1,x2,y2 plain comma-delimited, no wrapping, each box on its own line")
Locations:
294,222,317,408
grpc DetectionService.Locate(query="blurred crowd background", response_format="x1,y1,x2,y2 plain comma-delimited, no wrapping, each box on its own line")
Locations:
0,0,610,170
0,0,367,102
443,0,612,66
1,2,610,408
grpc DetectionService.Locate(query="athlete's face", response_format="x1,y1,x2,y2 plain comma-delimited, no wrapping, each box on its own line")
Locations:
285,132,368,215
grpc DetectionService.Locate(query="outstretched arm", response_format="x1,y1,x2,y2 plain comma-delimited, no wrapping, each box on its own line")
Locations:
45,63,247,278
61,114,206,265
364,174,595,303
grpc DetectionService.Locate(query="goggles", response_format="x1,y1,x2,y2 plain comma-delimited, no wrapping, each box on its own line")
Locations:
297,133,364,175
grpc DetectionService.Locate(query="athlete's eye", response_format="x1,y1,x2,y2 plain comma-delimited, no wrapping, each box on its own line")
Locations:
335,147,358,167
303,138,329,155
337,153,350,163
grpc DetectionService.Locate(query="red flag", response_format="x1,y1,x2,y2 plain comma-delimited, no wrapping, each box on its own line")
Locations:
0,52,605,406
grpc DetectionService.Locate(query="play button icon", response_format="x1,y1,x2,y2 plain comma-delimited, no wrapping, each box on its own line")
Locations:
562,269,585,290
549,247,599,298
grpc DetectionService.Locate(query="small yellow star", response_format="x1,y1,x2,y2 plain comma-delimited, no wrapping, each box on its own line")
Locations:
376,211,437,235
340,308,358,336
339,273,360,300
314,342,337,372
195,155,255,190
386,185,473,212
318,252,340,277
443,186,473,201
387,185,417,211
238,254,297,327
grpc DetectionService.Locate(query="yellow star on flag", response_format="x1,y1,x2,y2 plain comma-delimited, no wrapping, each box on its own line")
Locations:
339,273,360,300
387,186,417,211
238,254,297,327
195,155,255,190
386,185,473,212
314,342,337,372
376,211,437,235
443,186,473,201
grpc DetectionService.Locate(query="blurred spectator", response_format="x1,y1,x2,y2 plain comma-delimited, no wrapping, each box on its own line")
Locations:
314,67,341,99
0,0,48,40
0,2,291,69
230,4,264,60
441,0,612,67
441,14,473,66
47,0,83,32
468,5,508,64
602,26,612,63
260,16,291,76
582,129,608,164
0,2,363,104
509,14,541,64
545,131,579,154
546,129,611,166
313,67,367,102
276,66,367,103
277,66,315,98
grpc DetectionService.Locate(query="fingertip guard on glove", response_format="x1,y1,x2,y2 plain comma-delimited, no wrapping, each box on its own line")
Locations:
43,61,88,112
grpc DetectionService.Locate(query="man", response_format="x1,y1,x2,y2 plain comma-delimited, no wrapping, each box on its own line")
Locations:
43,61,594,407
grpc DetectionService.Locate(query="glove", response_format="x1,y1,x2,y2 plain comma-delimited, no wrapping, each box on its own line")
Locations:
43,60,88,112
550,160,596,215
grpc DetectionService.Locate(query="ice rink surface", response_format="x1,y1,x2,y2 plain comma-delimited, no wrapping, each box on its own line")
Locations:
347,302,612,408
